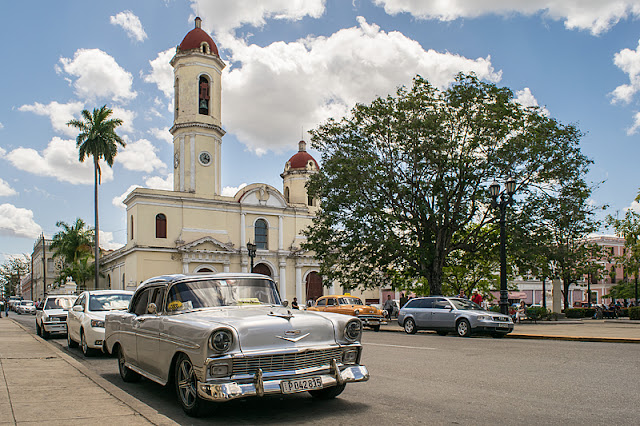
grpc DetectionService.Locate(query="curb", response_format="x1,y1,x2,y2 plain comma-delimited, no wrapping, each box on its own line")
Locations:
374,324,640,343
11,319,179,426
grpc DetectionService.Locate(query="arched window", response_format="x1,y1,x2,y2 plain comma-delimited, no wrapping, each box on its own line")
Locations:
255,219,268,250
174,77,179,119
285,187,290,203
201,42,209,54
130,215,134,240
199,75,209,115
156,214,167,238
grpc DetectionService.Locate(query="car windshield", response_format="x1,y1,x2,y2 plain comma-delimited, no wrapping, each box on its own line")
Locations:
450,298,485,311
89,293,132,312
45,297,76,310
338,297,363,305
166,278,281,313
21,301,34,306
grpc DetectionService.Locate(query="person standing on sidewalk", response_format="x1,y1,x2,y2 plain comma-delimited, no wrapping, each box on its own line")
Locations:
383,295,397,319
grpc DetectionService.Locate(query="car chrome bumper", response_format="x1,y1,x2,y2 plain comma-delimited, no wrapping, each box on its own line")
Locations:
197,363,369,402
43,322,67,333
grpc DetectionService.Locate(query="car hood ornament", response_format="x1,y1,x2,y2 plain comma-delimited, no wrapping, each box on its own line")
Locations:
268,310,294,320
276,330,310,342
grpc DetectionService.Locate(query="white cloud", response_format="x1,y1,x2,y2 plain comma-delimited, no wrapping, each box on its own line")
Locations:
0,179,17,197
111,106,136,133
143,48,175,98
0,122,4,129
58,49,137,102
626,111,640,135
149,127,173,144
99,230,125,251
0,204,42,239
192,0,326,33
5,137,114,185
219,17,500,153
626,200,640,213
116,138,166,172
0,147,6,157
514,87,549,116
145,174,174,190
18,101,85,137
222,183,248,197
611,39,640,104
112,174,173,209
372,0,640,35
110,11,148,42
112,184,141,209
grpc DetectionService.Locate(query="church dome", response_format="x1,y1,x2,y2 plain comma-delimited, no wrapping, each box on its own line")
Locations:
179,17,219,56
286,141,319,170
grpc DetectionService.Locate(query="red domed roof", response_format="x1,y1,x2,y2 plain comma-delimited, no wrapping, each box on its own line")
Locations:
287,141,319,170
179,17,219,56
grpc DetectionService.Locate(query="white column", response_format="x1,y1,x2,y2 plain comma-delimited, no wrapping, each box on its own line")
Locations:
329,279,336,295
180,136,185,191
182,260,189,274
240,213,246,248
190,134,196,191
295,265,303,303
278,215,284,250
279,261,287,300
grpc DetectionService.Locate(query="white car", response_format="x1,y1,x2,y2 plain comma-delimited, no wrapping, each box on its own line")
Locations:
67,290,133,356
17,300,36,315
35,295,77,339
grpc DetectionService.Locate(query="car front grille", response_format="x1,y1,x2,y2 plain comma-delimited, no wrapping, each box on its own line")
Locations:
357,314,383,320
48,315,67,322
232,348,343,376
492,316,510,322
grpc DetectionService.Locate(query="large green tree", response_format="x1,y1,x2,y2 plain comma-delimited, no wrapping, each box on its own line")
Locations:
50,218,94,266
67,106,124,289
304,73,591,296
607,208,640,302
0,256,30,298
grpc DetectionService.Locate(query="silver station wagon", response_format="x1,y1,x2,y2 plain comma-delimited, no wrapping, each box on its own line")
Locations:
397,296,514,338
104,273,369,416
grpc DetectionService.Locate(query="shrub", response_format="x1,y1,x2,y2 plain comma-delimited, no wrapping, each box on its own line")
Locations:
618,308,629,317
489,305,501,313
525,306,547,322
546,311,559,321
565,308,584,318
630,307,640,320
583,308,596,318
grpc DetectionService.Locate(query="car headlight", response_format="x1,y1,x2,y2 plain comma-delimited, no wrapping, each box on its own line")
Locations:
342,348,359,364
354,309,360,315
209,329,233,353
344,319,362,342
90,319,105,328
476,315,491,321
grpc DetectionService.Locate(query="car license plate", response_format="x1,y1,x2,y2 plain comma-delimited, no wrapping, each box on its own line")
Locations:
281,377,323,394
498,322,509,328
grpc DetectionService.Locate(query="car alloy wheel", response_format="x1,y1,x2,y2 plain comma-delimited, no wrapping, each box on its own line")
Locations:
67,330,78,348
81,330,92,356
404,318,417,334
117,345,140,382
175,353,204,416
456,319,471,337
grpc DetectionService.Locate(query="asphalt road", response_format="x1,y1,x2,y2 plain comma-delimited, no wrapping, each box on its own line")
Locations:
12,313,640,425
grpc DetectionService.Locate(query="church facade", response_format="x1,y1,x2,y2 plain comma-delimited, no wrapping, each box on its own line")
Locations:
100,18,377,304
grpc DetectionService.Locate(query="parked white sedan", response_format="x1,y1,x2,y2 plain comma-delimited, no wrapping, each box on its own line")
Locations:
67,290,133,356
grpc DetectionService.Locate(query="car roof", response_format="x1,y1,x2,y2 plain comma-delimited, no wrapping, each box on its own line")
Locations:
81,290,134,296
136,272,275,291
318,295,362,298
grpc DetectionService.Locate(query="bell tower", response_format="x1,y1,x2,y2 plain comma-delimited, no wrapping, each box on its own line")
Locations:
170,17,225,197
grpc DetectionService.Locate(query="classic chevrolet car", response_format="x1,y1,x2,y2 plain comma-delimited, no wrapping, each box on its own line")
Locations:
307,295,386,331
103,273,370,417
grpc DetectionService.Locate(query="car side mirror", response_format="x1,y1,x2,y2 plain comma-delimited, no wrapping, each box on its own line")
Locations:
449,306,454,311
72,305,83,312
147,303,157,315
282,300,289,308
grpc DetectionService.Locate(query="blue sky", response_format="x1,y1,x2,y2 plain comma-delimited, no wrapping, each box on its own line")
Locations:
2,0,640,262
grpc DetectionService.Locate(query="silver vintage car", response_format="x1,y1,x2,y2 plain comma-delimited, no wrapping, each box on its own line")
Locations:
104,273,369,416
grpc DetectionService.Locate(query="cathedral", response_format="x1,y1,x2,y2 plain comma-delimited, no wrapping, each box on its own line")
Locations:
100,17,353,303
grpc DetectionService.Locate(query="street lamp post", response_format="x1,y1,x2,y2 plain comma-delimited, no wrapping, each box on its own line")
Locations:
490,177,517,316
247,242,257,273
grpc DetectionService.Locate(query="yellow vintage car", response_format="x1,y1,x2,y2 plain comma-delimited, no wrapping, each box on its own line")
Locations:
308,295,386,331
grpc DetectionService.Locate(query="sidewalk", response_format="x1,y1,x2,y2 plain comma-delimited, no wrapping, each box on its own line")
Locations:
0,318,178,426
379,318,640,343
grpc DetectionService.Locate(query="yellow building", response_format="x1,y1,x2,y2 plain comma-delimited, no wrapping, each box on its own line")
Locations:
100,17,347,304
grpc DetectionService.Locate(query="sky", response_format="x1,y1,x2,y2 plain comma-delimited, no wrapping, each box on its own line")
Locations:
2,0,640,263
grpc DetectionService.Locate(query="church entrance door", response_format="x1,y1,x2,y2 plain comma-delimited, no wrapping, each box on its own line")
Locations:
305,272,323,302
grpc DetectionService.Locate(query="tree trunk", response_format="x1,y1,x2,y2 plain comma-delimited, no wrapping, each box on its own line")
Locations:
94,158,99,290
562,275,571,312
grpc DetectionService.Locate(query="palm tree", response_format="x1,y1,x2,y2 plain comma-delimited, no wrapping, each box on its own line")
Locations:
67,106,125,289
50,218,94,267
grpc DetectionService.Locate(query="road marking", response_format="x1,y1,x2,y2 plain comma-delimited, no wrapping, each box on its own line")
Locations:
363,342,436,350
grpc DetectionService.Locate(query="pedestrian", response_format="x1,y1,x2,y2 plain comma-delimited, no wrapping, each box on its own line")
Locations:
383,295,397,319
471,291,483,306
458,289,467,299
400,293,408,309
291,297,299,310
4,300,8,317
515,301,526,323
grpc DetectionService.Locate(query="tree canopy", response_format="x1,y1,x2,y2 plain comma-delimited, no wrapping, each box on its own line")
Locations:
304,73,593,296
